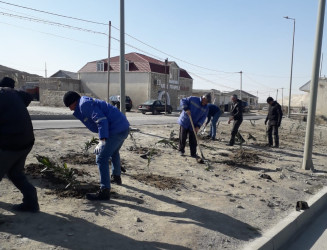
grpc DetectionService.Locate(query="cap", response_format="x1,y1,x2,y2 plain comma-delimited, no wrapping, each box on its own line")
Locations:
0,77,15,88
63,91,81,107
266,97,274,103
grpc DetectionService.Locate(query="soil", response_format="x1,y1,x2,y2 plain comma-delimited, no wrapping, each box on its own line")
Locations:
1,117,327,249
60,152,96,165
132,173,182,190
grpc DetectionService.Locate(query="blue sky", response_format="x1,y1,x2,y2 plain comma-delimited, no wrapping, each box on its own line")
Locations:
0,0,323,101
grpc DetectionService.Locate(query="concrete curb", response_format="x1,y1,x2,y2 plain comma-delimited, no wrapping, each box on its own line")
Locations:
243,186,327,250
30,115,76,120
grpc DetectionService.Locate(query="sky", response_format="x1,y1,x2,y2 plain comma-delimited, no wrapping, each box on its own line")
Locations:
0,0,324,102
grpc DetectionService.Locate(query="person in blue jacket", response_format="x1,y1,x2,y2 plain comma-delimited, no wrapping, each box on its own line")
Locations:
63,91,130,201
178,93,211,157
205,104,222,140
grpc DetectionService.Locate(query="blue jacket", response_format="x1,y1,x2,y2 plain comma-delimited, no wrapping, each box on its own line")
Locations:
73,96,130,139
178,96,208,130
206,104,222,124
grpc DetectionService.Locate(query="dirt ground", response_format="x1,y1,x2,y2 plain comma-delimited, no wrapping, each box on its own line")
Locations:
1,117,327,250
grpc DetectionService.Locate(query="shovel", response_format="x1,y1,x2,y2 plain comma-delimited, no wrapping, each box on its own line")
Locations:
187,113,206,164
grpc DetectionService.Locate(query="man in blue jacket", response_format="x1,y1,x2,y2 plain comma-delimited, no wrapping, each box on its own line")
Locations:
178,93,210,157
63,91,130,201
205,104,222,140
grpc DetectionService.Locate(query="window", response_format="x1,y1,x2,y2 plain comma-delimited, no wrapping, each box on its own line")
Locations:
169,65,179,84
125,61,129,71
97,61,104,72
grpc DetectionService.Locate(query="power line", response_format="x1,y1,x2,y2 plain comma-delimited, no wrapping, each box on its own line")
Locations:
0,1,239,75
0,11,107,35
189,71,234,90
0,0,108,25
0,20,119,50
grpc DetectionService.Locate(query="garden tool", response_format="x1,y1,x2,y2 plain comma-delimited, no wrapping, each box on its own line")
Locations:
187,113,206,164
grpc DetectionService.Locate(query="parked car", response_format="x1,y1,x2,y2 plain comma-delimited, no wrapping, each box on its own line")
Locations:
138,100,172,115
109,95,133,111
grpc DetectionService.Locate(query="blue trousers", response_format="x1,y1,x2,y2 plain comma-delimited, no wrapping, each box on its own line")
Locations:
209,112,220,139
96,129,129,189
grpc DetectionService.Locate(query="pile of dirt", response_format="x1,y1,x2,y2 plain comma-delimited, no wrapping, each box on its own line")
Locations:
230,149,264,164
60,152,95,165
25,163,97,198
132,173,182,190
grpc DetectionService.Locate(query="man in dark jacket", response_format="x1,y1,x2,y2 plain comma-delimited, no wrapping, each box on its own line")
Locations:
0,87,39,212
205,104,222,140
63,91,130,201
227,94,245,146
265,97,283,148
178,93,210,157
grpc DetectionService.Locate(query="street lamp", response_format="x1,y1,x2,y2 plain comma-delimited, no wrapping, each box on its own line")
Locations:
284,16,296,118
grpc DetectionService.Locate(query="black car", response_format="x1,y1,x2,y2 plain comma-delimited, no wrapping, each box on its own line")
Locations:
109,95,133,112
138,100,172,114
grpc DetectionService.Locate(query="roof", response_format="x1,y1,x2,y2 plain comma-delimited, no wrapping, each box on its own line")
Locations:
226,89,258,98
0,64,40,77
78,52,192,79
299,78,327,92
50,70,78,79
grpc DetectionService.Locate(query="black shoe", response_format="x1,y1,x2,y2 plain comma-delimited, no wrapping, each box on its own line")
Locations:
86,188,110,201
12,203,39,213
273,145,279,148
226,143,234,146
179,151,185,156
265,144,273,147
111,175,122,185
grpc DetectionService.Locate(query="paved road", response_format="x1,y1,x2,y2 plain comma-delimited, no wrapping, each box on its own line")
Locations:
32,113,266,130
286,208,327,250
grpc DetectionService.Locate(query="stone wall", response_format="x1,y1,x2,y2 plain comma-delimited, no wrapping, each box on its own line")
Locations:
39,78,82,106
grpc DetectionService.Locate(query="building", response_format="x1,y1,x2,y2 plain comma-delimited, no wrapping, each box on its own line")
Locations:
226,90,258,108
0,64,41,100
51,70,78,79
299,78,327,116
78,52,193,110
192,88,259,111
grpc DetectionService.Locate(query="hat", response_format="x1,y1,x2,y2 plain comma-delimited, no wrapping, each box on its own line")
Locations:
266,97,274,103
63,91,81,107
0,77,15,88
204,93,212,103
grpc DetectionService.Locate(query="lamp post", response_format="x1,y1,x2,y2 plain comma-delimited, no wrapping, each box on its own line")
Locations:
284,16,296,118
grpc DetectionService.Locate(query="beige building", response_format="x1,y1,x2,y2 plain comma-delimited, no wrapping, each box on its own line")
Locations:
78,52,193,110
300,78,327,116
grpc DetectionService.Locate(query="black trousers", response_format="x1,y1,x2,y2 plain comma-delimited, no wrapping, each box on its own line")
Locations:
267,124,279,146
230,119,243,145
179,126,197,156
0,146,38,208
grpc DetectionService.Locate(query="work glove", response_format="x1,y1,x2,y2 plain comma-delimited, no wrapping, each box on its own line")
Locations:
94,140,106,155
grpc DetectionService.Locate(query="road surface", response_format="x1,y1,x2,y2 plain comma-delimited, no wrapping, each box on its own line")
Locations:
32,113,266,130
285,208,327,250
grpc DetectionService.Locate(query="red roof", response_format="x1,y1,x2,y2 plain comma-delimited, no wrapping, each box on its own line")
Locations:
78,52,192,79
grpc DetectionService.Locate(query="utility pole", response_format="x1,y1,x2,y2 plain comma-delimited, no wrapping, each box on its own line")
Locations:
107,21,111,102
276,89,279,101
284,16,296,118
45,62,47,78
239,71,243,100
165,58,168,114
281,88,284,109
302,0,326,170
120,0,126,115
320,52,324,77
